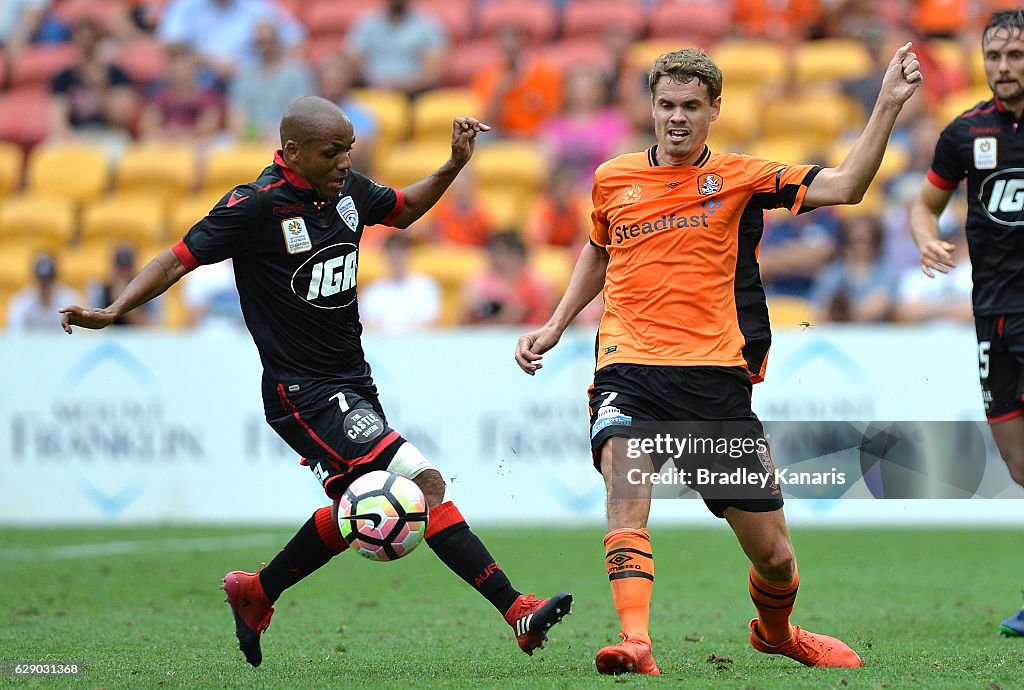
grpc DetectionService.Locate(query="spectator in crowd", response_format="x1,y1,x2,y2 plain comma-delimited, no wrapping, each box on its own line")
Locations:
316,52,378,171
345,0,448,97
461,231,553,326
157,0,306,82
7,254,80,332
89,246,155,326
811,215,899,323
523,164,590,248
139,43,224,143
472,23,561,138
732,0,824,44
181,260,244,332
229,21,315,144
758,209,840,299
0,0,50,63
894,230,973,323
360,234,441,333
48,18,136,156
419,172,495,246
541,65,633,190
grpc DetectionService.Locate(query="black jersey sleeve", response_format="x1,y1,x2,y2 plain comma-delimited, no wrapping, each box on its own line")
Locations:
929,120,966,187
348,171,403,226
181,184,263,264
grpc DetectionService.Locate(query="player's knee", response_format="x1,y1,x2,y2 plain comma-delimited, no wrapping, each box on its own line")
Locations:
414,469,446,508
385,441,449,507
754,543,795,581
1003,456,1024,488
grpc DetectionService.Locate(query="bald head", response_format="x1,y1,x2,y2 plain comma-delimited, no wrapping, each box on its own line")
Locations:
280,96,351,148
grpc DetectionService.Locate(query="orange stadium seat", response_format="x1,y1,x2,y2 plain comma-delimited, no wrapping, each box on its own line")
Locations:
413,0,475,42
26,142,110,205
80,194,167,246
8,44,76,90
376,142,452,189
762,91,862,142
711,40,789,89
169,192,224,239
202,144,275,194
0,142,23,198
562,0,647,39
792,39,873,83
540,38,615,74
113,39,170,87
0,89,50,147
647,3,730,46
0,195,76,252
477,0,557,42
411,88,482,142
445,39,501,87
116,142,198,204
304,1,382,39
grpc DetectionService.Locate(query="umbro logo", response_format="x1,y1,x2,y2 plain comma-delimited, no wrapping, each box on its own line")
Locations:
664,181,683,188
608,553,633,567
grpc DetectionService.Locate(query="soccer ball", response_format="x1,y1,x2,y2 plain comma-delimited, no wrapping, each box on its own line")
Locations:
337,470,428,561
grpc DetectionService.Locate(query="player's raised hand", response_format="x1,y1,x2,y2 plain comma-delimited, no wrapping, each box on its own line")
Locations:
918,238,957,278
881,42,923,106
515,326,561,375
450,117,491,167
59,305,116,333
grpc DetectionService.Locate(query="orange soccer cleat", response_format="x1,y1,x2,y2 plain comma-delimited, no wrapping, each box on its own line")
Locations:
749,619,863,668
222,570,275,667
595,633,662,675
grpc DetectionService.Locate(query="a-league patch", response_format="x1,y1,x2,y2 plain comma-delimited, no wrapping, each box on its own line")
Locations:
591,404,633,439
974,137,997,170
281,217,312,254
336,195,359,232
344,408,384,443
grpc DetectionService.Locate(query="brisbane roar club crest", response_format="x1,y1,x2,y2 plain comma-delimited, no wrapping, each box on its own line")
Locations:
698,173,723,195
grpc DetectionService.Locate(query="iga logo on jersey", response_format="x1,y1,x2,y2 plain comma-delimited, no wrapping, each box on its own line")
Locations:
291,242,359,308
979,168,1024,226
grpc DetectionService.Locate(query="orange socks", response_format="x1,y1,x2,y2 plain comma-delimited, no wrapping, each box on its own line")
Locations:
748,564,799,645
604,528,654,639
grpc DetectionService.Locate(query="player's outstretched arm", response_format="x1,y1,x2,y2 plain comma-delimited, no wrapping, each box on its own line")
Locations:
515,242,608,375
803,42,922,208
388,117,491,228
60,248,191,333
910,179,957,277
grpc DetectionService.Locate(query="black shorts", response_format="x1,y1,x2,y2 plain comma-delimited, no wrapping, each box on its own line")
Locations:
588,363,783,518
976,314,1024,422
270,383,405,499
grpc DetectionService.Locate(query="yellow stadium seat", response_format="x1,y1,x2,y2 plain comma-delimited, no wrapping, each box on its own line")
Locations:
713,87,762,143
169,191,224,239
409,243,485,291
475,186,528,230
80,194,166,246
625,39,681,73
748,136,827,166
349,88,410,163
767,296,814,328
59,240,117,291
0,288,14,326
0,141,22,197
411,88,482,143
711,40,789,89
0,194,75,252
762,91,862,141
0,243,41,291
792,39,873,83
827,139,909,185
203,144,275,193
531,245,573,293
474,141,547,197
970,48,985,87
26,143,110,205
116,142,198,203
937,86,995,125
376,142,452,190
356,245,387,286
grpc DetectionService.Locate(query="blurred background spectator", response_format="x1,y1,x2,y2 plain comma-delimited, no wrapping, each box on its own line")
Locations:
360,234,441,333
138,43,223,143
759,210,840,300
7,254,80,331
419,172,496,246
87,245,154,326
0,0,52,63
811,216,899,323
345,0,448,96
316,52,378,170
893,230,973,324
181,260,244,333
523,164,590,248
461,231,554,325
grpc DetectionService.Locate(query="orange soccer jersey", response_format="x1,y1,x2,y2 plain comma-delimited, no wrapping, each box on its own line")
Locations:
589,145,819,381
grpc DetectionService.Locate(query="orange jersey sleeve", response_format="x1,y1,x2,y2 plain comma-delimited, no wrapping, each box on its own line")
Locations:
590,146,819,375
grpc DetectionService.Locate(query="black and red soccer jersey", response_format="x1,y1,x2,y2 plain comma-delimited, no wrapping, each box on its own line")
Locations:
173,152,405,416
928,98,1024,316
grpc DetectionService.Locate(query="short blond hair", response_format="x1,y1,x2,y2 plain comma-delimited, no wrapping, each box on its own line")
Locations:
648,48,723,101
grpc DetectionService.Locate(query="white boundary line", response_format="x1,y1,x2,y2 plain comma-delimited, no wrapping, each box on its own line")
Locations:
1,533,291,561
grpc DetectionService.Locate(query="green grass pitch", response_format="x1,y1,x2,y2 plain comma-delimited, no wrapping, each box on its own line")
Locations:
1,525,1022,689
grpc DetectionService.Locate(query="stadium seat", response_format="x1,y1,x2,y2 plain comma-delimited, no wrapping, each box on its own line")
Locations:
477,0,557,42
712,87,761,144
26,143,110,206
51,0,127,34
8,43,76,90
169,191,224,238
711,40,788,89
413,0,474,41
59,240,117,291
0,194,75,252
303,1,381,39
625,39,683,74
747,136,826,166
792,39,873,84
970,48,985,87
0,244,41,292
540,38,615,74
408,243,486,325
475,186,528,230
202,144,275,194
355,244,387,285
531,246,574,293
80,194,167,246
562,0,647,39
826,139,908,186
767,296,814,328
376,142,452,189
116,142,198,204
762,90,862,142
938,86,995,125
473,141,547,199
411,88,482,143
349,88,411,159
445,39,501,87
0,89,50,148
0,288,14,325
647,3,730,46
0,142,23,198
112,39,170,88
